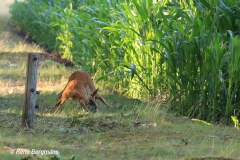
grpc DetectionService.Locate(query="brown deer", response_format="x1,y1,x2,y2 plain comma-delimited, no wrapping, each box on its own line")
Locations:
56,71,111,108
52,80,99,115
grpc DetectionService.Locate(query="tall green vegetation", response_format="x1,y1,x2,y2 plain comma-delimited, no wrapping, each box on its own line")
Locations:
10,0,240,123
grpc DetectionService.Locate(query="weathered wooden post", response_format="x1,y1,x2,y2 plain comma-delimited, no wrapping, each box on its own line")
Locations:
22,53,39,128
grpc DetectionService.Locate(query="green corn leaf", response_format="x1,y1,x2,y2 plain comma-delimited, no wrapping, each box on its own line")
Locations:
192,118,212,126
199,0,211,10
96,75,109,83
231,116,239,128
132,0,148,21
130,64,136,80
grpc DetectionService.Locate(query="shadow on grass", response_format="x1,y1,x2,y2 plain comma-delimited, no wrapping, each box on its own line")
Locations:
0,90,146,159
0,52,163,160
1,93,239,160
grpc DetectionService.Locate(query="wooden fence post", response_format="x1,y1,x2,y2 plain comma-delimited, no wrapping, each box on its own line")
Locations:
22,53,39,128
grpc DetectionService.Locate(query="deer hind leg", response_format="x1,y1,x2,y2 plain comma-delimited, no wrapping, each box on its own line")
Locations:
52,98,67,115
79,99,90,112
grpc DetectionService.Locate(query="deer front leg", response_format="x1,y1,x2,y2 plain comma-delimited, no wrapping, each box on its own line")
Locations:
79,99,90,112
90,98,99,111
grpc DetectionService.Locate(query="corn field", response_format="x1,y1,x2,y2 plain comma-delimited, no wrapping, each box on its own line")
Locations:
10,0,240,123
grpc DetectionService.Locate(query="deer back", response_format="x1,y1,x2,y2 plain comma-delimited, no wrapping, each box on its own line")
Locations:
68,71,97,93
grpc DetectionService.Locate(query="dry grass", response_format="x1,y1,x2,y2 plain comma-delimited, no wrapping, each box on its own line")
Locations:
0,0,71,95
0,0,43,53
0,0,13,15
0,31,43,53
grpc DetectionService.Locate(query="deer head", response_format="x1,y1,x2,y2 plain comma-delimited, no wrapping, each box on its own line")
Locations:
85,85,99,110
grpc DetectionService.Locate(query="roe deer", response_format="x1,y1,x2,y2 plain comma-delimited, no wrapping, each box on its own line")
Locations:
52,80,99,115
56,71,111,108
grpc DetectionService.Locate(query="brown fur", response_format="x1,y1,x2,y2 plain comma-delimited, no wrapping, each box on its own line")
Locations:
52,80,98,115
56,71,111,108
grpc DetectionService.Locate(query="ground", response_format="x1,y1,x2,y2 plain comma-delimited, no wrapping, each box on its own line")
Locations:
0,1,240,160
0,0,73,67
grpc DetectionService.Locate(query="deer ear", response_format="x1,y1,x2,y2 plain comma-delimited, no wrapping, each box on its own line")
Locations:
86,85,91,95
91,88,98,97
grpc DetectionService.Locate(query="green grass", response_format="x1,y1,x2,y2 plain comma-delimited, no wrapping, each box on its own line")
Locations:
0,2,240,160
1,93,240,160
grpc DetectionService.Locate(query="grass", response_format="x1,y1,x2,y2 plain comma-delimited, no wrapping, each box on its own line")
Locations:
0,2,42,53
0,1,240,160
1,94,240,160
